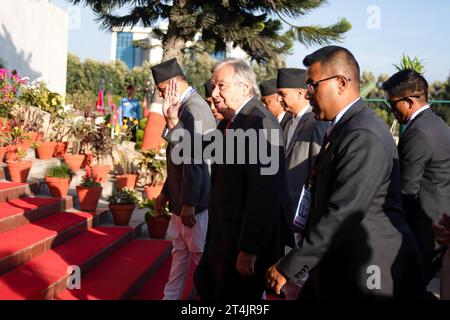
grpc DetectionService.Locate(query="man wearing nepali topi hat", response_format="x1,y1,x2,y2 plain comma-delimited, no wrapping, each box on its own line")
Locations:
151,58,216,300
260,78,291,132
276,68,329,242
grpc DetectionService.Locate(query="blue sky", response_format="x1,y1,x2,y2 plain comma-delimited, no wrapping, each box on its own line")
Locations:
53,0,450,82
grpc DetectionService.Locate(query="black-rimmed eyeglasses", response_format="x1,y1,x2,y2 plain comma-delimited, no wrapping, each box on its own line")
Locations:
306,75,352,94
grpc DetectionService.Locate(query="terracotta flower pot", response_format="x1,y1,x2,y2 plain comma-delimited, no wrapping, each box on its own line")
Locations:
7,160,32,183
19,131,42,150
63,154,85,172
91,164,111,183
144,182,164,200
147,215,170,239
0,147,7,163
36,142,56,160
45,176,71,198
53,142,68,158
109,203,135,226
5,145,18,162
76,185,103,212
116,174,138,191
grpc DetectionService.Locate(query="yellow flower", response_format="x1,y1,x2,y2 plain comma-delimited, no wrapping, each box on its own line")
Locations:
122,125,128,130
133,119,139,125
106,123,111,128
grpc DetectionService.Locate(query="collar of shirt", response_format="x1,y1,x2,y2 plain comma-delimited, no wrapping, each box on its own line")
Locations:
277,111,286,123
406,104,430,128
291,104,310,124
327,97,361,137
179,86,195,104
230,97,252,123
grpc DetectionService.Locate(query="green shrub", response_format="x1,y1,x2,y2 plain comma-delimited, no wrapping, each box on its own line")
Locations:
45,164,74,178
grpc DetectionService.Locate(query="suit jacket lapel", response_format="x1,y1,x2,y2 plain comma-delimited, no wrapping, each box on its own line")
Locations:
402,108,431,135
315,99,365,170
283,119,292,146
230,98,257,130
286,108,313,156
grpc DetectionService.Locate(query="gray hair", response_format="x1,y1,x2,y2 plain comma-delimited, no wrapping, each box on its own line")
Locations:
212,58,261,98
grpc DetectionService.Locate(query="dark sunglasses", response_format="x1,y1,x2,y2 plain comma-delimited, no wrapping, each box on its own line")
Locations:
386,95,420,109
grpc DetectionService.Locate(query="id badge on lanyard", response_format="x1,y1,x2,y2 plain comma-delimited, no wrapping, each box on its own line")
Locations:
293,185,312,231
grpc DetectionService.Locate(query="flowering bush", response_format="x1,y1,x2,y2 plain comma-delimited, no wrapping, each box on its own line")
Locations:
19,81,64,114
0,68,27,118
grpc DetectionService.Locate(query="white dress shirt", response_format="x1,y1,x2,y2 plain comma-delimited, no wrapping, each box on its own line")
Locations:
405,104,430,129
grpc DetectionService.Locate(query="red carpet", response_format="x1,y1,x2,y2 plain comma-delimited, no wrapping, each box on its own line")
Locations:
0,198,60,220
0,227,132,300
133,253,197,300
57,240,171,300
0,211,97,261
0,197,60,219
0,183,26,191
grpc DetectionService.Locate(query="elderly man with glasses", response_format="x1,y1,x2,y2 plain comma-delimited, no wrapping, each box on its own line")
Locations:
266,45,426,299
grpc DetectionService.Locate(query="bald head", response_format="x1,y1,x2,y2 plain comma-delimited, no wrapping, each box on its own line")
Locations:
303,46,360,92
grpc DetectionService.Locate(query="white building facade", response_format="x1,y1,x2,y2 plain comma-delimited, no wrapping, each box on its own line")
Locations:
0,0,68,95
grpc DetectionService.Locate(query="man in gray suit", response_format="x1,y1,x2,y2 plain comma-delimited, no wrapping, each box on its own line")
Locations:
276,68,328,223
151,58,216,300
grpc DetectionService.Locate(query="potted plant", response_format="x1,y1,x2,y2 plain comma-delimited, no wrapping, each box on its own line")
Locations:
140,198,171,239
0,132,7,162
52,117,69,158
108,187,141,226
91,122,112,183
6,147,32,183
3,125,26,162
10,104,44,150
76,168,103,212
64,120,90,172
113,146,138,191
137,148,167,200
22,82,65,160
44,164,74,198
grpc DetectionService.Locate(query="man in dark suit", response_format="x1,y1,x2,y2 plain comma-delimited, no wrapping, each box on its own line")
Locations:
382,69,450,285
276,68,329,222
194,58,294,300
266,46,425,299
151,58,216,300
259,78,291,131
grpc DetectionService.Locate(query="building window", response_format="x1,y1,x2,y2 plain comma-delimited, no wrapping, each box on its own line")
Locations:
116,32,134,69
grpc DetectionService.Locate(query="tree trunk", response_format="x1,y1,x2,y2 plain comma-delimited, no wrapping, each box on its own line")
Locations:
162,34,186,66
